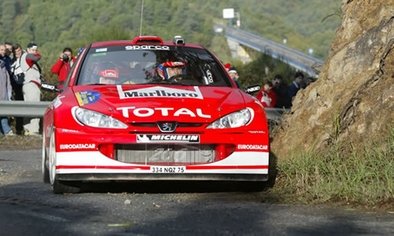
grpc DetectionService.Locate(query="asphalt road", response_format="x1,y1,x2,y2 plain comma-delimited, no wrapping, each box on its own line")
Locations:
0,149,393,236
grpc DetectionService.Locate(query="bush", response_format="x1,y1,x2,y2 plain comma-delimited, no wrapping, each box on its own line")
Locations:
271,128,394,209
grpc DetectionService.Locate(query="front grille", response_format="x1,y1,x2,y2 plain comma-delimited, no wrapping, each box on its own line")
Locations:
130,122,203,128
116,144,215,165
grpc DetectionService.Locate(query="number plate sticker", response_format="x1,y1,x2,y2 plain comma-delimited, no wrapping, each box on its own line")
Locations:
150,166,186,173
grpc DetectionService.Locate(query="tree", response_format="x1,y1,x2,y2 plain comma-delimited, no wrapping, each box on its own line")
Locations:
1,0,17,39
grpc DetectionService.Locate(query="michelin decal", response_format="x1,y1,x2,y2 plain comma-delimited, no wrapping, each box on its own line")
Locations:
137,134,200,143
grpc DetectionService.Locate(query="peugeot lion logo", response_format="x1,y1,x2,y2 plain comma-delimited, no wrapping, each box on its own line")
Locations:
157,122,177,133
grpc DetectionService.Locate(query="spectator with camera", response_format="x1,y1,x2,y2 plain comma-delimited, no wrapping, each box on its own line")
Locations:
51,47,75,89
20,42,42,136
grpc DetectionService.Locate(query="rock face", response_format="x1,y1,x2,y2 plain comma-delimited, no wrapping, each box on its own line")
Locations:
271,0,394,158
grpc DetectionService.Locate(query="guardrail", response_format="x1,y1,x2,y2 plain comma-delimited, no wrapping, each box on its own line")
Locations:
215,24,324,77
0,101,288,121
265,107,288,122
0,101,51,117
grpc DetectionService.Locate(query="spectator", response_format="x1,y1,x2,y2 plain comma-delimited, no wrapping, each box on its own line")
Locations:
0,45,14,136
1,42,13,75
51,47,75,89
4,42,14,61
19,42,42,136
284,71,304,108
303,76,315,89
76,47,84,58
10,43,25,134
224,63,231,72
271,74,288,108
255,81,277,108
228,66,241,88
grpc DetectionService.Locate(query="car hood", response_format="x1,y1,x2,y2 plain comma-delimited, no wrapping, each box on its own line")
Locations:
72,85,247,123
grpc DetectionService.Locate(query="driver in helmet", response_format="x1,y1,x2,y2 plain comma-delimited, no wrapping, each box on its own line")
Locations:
98,68,119,84
96,62,119,84
157,61,185,81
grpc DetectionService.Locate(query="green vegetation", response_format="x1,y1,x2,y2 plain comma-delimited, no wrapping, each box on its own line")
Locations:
0,0,341,87
268,128,394,210
236,53,297,87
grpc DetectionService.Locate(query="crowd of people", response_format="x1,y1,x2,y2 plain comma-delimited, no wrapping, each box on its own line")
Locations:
224,63,315,109
0,41,75,137
255,72,314,109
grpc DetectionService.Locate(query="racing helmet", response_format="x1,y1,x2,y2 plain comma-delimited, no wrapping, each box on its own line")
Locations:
96,61,119,78
99,68,119,79
157,61,186,80
96,62,120,84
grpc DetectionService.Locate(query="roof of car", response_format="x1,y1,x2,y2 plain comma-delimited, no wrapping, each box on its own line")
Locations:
90,36,204,49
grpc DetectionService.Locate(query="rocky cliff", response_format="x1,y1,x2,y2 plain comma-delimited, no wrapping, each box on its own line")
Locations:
271,0,394,158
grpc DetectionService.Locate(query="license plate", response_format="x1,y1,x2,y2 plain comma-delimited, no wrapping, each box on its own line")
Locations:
150,166,186,173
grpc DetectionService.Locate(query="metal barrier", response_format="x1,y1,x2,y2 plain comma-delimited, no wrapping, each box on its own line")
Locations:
0,101,288,121
264,107,288,122
216,24,323,77
0,101,51,117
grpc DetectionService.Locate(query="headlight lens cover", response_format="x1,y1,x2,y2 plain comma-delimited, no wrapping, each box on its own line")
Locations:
207,108,253,129
73,107,127,129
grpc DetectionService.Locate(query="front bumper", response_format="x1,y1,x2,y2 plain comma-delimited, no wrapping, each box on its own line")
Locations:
57,173,268,182
55,150,269,182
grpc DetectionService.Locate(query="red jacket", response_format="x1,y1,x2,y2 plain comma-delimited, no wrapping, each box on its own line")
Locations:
256,89,277,108
51,58,75,83
25,52,41,68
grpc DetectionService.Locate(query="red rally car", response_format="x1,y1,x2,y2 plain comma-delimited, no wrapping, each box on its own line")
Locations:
42,35,272,193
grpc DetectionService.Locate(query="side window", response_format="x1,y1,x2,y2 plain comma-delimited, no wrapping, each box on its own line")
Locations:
187,48,231,86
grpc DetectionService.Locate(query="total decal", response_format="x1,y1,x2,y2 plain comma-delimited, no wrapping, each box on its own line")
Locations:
117,106,211,119
137,134,200,143
117,85,203,100
237,144,269,151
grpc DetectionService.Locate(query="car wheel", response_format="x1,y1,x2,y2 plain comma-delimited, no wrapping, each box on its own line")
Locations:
48,128,80,194
53,180,81,194
241,153,277,192
42,130,50,183
48,129,57,186
240,181,267,192
265,152,278,188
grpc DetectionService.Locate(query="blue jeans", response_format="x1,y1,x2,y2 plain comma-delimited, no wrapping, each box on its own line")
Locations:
0,117,12,135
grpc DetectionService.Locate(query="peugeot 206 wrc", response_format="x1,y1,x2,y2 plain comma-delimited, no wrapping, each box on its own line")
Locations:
42,35,272,193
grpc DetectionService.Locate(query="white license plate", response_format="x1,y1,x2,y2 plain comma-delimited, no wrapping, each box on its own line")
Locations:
150,166,186,173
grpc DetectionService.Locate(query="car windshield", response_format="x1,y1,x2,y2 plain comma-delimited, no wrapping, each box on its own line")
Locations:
77,45,231,87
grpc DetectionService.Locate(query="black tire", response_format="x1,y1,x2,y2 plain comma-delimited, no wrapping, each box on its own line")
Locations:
42,134,50,183
241,152,278,192
265,151,278,188
53,180,81,194
43,157,50,183
240,182,267,192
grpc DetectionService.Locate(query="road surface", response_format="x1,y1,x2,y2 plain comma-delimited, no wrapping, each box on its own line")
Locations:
0,149,393,235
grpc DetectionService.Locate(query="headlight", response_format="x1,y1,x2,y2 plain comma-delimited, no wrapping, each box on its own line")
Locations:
207,108,253,129
73,107,128,129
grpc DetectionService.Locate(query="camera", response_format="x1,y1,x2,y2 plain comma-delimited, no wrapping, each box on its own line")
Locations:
62,54,69,62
